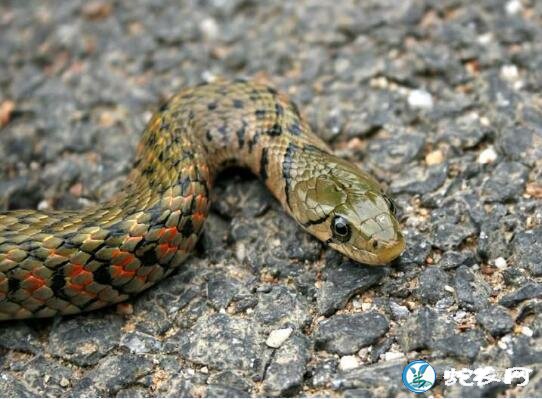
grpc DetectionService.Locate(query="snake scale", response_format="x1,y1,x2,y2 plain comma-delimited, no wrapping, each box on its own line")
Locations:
0,80,405,320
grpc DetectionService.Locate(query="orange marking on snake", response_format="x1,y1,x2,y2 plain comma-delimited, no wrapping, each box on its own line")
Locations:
111,249,134,268
69,263,93,285
68,282,97,298
195,194,206,209
159,227,177,242
157,242,177,258
111,264,136,279
192,211,205,224
23,273,46,293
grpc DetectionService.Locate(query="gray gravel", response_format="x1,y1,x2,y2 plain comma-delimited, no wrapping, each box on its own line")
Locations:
1,0,541,397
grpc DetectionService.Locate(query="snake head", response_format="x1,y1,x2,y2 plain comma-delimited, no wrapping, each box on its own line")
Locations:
287,153,405,265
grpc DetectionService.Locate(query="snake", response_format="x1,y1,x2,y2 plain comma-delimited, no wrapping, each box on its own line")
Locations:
0,80,405,320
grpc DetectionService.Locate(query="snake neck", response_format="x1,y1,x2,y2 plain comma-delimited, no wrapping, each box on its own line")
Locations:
129,81,330,216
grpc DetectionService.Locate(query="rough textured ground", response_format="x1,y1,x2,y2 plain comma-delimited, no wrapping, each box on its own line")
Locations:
0,0,541,397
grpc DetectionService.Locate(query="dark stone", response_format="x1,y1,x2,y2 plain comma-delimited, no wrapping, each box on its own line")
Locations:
18,355,74,397
509,335,542,367
0,373,36,397
120,331,162,354
500,282,542,308
206,384,250,398
417,267,451,304
207,370,252,393
476,306,514,337
438,250,476,270
231,293,259,314
48,314,123,367
511,227,542,276
432,221,476,250
70,353,153,397
310,359,338,388
333,361,405,397
317,258,388,316
370,336,394,363
254,285,311,329
314,312,389,355
397,307,437,352
365,132,425,171
433,329,484,361
497,126,535,164
502,267,529,286
0,322,42,354
170,313,270,374
481,161,529,203
437,122,490,149
390,164,448,195
205,276,241,310
262,333,311,396
454,266,491,311
395,233,432,266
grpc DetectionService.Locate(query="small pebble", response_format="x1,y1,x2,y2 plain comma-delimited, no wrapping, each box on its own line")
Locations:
200,17,219,39
478,146,498,164
37,200,51,211
265,327,293,348
339,355,360,371
444,285,455,293
389,301,410,320
426,149,444,165
494,257,508,269
505,0,522,15
521,326,533,337
59,377,70,388
0,100,15,127
500,65,519,81
381,351,405,362
477,33,493,45
408,89,434,109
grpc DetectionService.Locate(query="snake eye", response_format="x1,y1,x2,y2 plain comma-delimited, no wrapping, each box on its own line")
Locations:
384,195,397,216
331,216,351,242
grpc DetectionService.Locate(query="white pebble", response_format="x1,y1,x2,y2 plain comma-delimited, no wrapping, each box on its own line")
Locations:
501,64,519,81
352,299,362,309
478,146,498,164
339,355,360,371
37,200,50,211
505,0,522,15
477,33,493,45
265,327,293,348
521,326,533,337
494,257,508,269
381,351,405,362
408,89,433,109
200,17,219,39
389,301,410,319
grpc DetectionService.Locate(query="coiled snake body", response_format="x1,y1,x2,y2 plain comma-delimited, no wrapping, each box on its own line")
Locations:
0,81,404,320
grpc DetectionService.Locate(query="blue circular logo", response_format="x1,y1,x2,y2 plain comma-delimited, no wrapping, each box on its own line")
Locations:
402,360,436,393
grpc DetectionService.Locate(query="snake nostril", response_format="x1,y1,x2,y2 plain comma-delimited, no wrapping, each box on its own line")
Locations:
372,240,378,249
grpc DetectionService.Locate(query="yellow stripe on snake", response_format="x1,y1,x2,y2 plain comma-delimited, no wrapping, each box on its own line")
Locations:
0,80,405,320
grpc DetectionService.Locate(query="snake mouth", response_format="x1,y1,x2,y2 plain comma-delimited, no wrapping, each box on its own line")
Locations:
373,237,405,264
331,235,405,266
